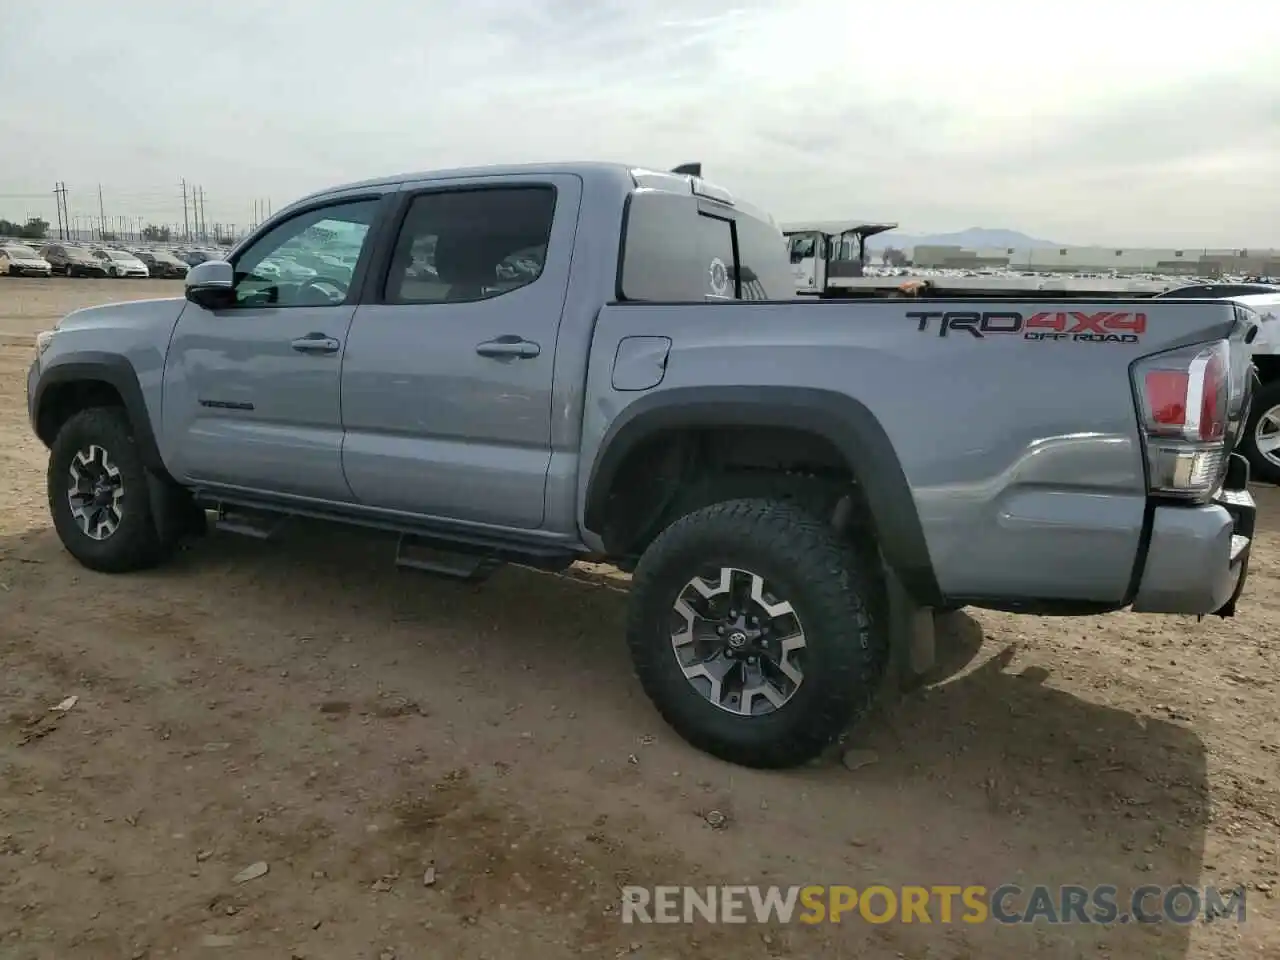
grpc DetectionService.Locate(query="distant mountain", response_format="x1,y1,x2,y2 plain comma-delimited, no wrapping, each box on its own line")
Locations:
866,227,1060,251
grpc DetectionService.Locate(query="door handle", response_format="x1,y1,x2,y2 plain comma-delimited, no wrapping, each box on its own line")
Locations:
291,333,340,354
476,336,540,359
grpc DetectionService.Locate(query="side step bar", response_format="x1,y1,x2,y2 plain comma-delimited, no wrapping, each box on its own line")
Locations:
214,506,286,540
395,535,504,582
200,496,581,581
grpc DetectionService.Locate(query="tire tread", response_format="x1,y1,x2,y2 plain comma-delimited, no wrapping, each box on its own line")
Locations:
47,407,170,573
626,497,888,769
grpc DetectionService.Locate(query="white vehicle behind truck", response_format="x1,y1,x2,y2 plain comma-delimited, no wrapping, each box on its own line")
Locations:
782,220,1192,299
783,220,899,296
1158,289,1280,484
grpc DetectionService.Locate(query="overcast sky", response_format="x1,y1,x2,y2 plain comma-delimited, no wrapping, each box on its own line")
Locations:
2,0,1277,246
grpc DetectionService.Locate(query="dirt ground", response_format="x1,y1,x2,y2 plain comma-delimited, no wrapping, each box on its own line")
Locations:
0,277,1276,959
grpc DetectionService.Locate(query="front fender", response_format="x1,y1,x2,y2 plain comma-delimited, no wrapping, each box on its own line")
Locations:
32,352,164,469
31,297,186,463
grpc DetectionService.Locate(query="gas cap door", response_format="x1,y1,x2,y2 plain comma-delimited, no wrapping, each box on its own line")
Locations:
611,336,672,391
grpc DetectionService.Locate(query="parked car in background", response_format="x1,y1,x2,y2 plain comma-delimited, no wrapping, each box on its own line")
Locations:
255,254,317,283
132,250,189,279
0,242,53,277
90,248,150,278
286,249,355,284
1153,282,1280,299
174,249,220,267
39,243,110,278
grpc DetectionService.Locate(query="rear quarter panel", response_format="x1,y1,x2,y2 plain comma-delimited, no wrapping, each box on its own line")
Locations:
580,299,1241,605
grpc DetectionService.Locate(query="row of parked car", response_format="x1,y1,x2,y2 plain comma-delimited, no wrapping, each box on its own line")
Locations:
0,239,229,280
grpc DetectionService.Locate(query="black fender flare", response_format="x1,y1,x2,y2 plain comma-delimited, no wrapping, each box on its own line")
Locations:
583,385,942,605
33,351,165,472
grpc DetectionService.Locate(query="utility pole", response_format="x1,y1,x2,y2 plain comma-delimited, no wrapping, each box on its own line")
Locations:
97,184,107,241
181,179,190,242
53,184,64,239
198,186,207,239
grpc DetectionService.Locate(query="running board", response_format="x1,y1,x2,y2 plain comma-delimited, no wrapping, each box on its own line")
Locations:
193,491,579,573
214,507,287,540
396,535,504,582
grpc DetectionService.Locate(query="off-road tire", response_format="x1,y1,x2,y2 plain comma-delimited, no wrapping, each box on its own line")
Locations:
48,407,175,573
1241,378,1280,485
626,498,889,769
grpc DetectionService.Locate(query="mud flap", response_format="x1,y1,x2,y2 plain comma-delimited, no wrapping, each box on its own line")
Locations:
1213,453,1255,618
146,470,206,547
883,561,936,690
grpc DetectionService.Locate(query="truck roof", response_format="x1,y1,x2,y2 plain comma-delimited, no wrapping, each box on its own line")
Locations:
295,161,779,227
780,220,899,238
302,160,635,199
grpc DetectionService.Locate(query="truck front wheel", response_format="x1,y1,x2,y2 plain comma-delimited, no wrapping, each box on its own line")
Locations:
1242,379,1280,485
47,407,175,573
626,498,889,769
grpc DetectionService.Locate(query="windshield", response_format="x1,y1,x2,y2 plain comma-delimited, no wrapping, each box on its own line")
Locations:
105,250,135,261
787,234,816,263
3,245,39,258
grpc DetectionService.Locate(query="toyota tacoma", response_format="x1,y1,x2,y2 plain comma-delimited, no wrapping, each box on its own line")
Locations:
27,162,1260,768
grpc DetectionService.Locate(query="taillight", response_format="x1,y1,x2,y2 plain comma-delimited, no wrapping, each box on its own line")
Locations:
1134,340,1232,499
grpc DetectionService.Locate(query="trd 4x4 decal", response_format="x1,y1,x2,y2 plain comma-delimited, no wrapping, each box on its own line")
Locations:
908,310,1146,343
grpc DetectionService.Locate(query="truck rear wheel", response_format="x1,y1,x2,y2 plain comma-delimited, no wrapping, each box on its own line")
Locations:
47,407,175,573
1242,379,1280,485
626,498,888,769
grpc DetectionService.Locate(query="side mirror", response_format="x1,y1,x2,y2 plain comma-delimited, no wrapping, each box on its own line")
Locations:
185,260,234,309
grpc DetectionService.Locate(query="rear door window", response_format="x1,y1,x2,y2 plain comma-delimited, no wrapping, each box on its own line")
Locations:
383,186,556,305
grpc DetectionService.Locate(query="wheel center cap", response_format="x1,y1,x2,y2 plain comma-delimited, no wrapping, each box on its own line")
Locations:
726,630,748,649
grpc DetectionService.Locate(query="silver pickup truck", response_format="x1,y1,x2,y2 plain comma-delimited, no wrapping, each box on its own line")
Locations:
27,162,1259,769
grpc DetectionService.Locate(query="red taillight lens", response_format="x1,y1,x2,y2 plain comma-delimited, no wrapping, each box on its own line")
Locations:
1144,370,1189,430
1134,339,1233,499
1138,343,1228,442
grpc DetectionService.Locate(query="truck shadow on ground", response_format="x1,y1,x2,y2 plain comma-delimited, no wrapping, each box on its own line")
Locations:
1,520,1210,956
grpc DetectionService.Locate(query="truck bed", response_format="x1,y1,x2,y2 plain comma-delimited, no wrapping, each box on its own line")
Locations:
581,296,1253,607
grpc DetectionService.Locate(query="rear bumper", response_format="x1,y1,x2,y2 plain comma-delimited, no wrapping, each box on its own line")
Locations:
1130,455,1255,616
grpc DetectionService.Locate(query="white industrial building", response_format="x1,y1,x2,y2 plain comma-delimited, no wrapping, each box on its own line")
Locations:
910,244,1280,277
